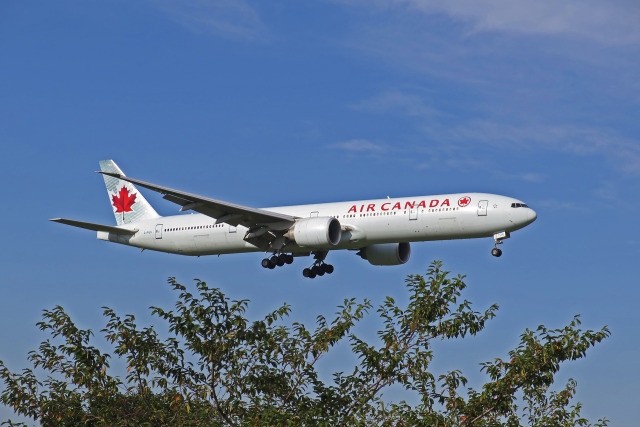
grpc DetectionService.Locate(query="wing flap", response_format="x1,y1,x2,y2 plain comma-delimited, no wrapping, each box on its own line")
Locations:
98,172,297,228
51,218,138,235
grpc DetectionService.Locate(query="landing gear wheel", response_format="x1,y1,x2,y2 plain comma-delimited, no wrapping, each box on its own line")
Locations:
312,265,322,276
303,263,334,278
262,253,295,270
302,251,333,279
491,248,502,257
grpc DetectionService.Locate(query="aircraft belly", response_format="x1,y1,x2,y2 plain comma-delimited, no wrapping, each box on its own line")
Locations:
149,234,196,254
352,216,423,244
181,227,257,256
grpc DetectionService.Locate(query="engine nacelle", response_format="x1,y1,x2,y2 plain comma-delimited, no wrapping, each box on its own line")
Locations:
285,217,342,248
358,242,411,266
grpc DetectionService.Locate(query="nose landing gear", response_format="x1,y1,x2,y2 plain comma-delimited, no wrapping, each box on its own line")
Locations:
491,231,510,257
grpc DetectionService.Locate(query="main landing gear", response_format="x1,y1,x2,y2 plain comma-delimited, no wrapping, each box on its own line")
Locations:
261,251,335,278
302,251,334,279
261,253,294,269
302,263,334,279
491,231,510,257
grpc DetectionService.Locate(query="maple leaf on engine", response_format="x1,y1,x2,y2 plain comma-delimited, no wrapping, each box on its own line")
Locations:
112,186,137,216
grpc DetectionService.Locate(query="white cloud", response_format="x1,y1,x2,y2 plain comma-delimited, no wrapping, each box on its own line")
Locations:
518,173,546,183
150,0,270,42
493,172,547,183
339,0,640,45
351,89,640,174
331,139,387,153
350,90,439,118
466,121,638,171
352,89,639,164
424,120,640,174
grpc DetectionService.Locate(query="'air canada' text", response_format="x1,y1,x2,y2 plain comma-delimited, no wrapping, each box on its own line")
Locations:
347,199,453,214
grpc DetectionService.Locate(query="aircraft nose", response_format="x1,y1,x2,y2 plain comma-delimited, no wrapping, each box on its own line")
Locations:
527,208,537,224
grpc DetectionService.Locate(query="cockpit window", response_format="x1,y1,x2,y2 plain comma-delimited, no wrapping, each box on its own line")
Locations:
511,203,529,208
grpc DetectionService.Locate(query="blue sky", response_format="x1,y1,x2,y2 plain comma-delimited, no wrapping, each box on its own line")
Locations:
1,0,639,423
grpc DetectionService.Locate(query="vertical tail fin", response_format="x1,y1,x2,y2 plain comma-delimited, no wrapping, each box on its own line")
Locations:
99,160,160,225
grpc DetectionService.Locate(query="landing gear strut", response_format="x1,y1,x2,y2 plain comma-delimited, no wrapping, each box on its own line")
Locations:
302,252,334,279
491,231,510,257
261,253,294,269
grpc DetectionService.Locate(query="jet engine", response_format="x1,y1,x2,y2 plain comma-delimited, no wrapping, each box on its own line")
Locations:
357,242,411,266
285,217,342,248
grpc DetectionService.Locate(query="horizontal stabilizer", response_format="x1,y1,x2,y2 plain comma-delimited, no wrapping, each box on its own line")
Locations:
50,218,138,235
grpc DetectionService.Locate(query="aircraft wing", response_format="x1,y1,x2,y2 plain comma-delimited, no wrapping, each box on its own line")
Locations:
51,218,138,234
98,172,297,228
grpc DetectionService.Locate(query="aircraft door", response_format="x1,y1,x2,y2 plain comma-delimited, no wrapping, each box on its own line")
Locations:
155,224,163,239
477,200,488,216
409,208,418,220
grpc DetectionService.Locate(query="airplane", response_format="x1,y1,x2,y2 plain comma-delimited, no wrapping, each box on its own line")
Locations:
51,160,537,278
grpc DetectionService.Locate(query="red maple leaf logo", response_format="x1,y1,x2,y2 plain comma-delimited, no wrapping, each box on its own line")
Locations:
458,196,471,207
112,186,137,221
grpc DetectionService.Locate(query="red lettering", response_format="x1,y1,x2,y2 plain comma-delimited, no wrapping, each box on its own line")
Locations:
381,203,390,211
442,199,450,207
360,205,364,212
393,202,401,210
417,200,426,208
348,205,357,213
367,204,375,212
430,199,439,207
405,201,415,209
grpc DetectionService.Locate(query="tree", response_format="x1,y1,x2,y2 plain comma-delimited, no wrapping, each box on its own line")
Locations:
1,261,609,426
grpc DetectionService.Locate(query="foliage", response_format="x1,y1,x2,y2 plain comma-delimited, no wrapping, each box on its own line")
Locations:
1,262,609,425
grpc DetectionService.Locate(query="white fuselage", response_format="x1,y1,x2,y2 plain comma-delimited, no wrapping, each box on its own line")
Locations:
98,193,537,256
